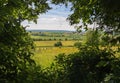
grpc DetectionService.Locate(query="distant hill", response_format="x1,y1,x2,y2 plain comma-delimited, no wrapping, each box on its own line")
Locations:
26,29,75,33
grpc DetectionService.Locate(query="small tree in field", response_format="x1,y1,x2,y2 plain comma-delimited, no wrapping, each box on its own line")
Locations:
54,41,62,47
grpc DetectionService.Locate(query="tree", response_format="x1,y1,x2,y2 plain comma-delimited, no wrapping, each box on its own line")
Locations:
50,30,120,83
51,0,120,31
74,42,82,48
0,0,50,24
0,24,37,82
0,0,50,82
50,1,120,82
54,46,120,83
85,29,100,47
54,41,62,47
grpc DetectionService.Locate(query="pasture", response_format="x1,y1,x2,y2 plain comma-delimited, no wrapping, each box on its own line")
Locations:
29,30,83,41
30,30,120,68
33,47,78,67
34,40,80,47
30,30,82,67
32,40,79,67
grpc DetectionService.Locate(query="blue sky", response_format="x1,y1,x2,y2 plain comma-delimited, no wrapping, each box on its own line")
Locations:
22,4,76,31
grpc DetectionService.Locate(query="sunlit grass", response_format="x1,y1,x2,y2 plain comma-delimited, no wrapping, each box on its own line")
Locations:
33,41,120,68
34,40,80,47
32,47,78,67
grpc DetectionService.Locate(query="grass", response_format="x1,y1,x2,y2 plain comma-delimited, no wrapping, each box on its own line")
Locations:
32,40,80,67
32,46,78,67
34,40,81,47
32,40,120,68
33,40,119,67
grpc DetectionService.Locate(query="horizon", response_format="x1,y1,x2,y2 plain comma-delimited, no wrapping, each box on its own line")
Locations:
26,28,76,31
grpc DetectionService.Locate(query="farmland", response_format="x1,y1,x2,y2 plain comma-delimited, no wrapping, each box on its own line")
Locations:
29,30,120,68
34,40,79,47
29,30,83,41
33,47,78,67
29,30,82,67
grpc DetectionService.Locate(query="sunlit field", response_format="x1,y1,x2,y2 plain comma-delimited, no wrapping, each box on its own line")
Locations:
30,31,81,67
32,47,78,67
34,40,80,47
31,31,120,68
33,41,120,67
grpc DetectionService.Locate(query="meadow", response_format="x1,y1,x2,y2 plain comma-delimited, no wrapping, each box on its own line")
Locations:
33,47,78,67
34,40,79,47
30,30,83,41
29,30,81,67
30,30,120,68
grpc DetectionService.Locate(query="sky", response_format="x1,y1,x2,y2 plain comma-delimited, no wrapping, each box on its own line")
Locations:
22,4,76,31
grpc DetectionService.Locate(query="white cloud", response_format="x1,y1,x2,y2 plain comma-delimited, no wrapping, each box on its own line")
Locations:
22,14,75,31
22,4,75,31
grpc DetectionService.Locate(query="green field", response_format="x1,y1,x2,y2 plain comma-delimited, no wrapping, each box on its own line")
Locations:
29,30,82,67
34,40,80,47
33,46,78,67
29,30,83,41
33,40,79,67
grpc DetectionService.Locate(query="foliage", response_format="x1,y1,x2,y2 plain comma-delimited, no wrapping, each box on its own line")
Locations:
74,42,82,48
100,32,120,48
0,0,50,24
0,25,35,82
1,0,119,82
16,64,49,83
51,0,120,30
42,30,120,83
109,35,120,46
85,29,100,47
54,41,63,47
100,33,112,46
53,46,120,83
0,0,50,82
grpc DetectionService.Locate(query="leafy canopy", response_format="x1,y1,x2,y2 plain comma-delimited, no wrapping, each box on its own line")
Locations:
0,0,50,82
52,0,120,30
0,0,50,23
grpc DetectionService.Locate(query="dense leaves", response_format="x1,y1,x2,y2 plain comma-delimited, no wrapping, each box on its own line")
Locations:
0,24,35,82
85,29,100,47
0,0,50,23
0,0,50,82
40,30,120,83
53,46,120,83
52,0,120,30
49,30,120,83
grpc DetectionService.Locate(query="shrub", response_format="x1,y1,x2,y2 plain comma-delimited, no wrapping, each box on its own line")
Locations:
53,45,118,83
65,38,68,41
74,42,82,48
54,41,62,47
